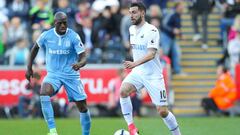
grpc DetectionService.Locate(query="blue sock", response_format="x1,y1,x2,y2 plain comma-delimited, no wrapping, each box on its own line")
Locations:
80,110,91,135
40,96,56,130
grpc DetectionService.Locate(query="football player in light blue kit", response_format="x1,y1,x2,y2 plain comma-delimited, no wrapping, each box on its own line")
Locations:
25,12,91,135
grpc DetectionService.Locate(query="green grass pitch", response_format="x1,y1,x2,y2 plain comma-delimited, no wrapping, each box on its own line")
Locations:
0,117,239,135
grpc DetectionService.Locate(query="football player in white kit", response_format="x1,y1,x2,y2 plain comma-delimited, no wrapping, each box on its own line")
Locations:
119,2,182,135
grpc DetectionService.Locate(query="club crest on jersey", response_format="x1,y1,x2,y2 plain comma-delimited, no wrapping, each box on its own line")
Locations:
151,40,154,43
140,34,144,38
65,40,70,47
151,29,157,32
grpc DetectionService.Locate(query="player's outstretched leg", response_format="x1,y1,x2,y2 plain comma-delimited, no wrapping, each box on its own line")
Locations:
40,96,57,135
158,107,181,135
40,83,58,135
76,100,91,135
120,82,139,135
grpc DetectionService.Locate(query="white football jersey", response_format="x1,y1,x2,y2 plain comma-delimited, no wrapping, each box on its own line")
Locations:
129,22,163,79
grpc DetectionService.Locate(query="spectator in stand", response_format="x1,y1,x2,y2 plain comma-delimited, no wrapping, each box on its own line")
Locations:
91,0,107,14
107,0,122,39
146,4,162,22
143,0,168,11
32,30,45,66
120,5,131,58
101,6,117,40
217,15,240,66
7,0,30,27
6,16,27,49
217,15,240,65
30,0,53,7
5,37,30,65
91,5,117,51
0,11,9,64
201,65,237,116
29,0,54,31
228,28,240,76
91,7,106,49
0,0,7,15
76,16,93,56
161,2,185,75
54,0,76,29
228,15,240,41
150,16,161,32
219,0,240,46
189,0,215,50
75,0,90,26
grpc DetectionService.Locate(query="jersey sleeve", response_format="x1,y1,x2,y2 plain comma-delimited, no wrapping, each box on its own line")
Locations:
147,28,160,49
36,31,47,48
73,34,85,54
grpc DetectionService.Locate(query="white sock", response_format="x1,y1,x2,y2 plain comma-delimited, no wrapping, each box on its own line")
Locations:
50,128,57,133
163,111,181,135
120,96,133,125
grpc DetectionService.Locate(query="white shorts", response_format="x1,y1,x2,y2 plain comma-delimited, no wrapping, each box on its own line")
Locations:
122,72,168,106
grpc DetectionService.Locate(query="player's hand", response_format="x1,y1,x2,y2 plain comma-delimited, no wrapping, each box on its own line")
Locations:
173,28,180,35
72,63,81,71
25,68,33,82
123,61,136,69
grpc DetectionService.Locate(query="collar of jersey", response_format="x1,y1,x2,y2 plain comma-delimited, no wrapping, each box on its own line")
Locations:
135,22,147,30
54,28,69,37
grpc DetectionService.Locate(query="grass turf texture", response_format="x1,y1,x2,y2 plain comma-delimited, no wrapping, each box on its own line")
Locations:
0,117,239,135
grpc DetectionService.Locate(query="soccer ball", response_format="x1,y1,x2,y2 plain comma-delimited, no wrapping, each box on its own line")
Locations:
114,129,130,135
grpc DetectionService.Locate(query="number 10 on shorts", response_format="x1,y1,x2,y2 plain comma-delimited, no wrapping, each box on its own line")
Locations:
160,90,167,102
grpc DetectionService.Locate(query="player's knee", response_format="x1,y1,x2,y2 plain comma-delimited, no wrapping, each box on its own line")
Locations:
120,83,134,98
120,89,129,98
75,101,88,113
39,89,53,96
157,106,169,118
40,83,54,96
78,105,88,113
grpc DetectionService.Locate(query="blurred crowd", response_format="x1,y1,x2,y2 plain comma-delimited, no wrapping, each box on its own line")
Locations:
0,0,170,67
0,0,240,75
216,0,240,78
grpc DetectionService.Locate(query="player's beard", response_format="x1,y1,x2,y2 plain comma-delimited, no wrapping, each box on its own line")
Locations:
133,16,142,25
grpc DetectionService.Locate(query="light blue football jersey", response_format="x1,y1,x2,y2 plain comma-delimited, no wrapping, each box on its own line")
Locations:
37,28,85,79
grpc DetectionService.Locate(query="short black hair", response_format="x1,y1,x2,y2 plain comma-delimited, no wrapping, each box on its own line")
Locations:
130,2,146,13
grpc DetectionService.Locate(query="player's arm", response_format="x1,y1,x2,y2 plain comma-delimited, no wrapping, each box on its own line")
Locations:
124,48,156,69
26,43,40,81
124,28,159,69
72,51,87,71
72,34,87,71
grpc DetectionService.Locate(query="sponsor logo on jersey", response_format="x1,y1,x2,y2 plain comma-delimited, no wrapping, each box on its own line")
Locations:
49,48,70,54
131,44,146,50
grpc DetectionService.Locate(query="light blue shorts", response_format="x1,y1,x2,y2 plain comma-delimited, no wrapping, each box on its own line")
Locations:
42,74,87,102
